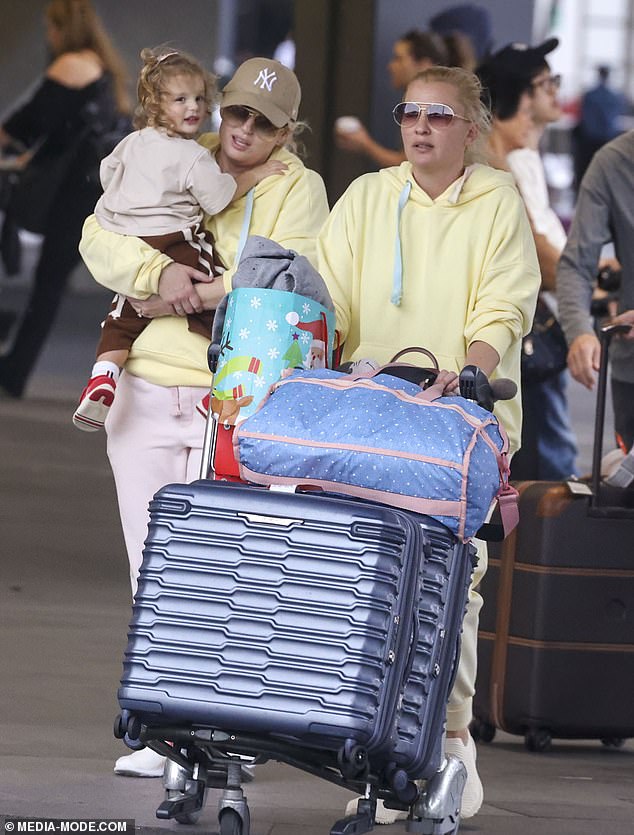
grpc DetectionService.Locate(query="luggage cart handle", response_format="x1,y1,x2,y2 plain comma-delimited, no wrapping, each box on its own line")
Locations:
199,345,222,480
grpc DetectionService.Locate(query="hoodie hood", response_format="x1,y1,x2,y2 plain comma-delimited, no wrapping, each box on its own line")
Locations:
380,162,517,304
379,161,516,206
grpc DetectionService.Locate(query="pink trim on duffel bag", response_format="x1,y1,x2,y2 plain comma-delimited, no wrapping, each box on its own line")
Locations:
233,369,518,541
235,429,464,471
237,465,466,520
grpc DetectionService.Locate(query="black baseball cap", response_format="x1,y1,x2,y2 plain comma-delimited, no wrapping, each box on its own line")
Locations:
484,38,559,78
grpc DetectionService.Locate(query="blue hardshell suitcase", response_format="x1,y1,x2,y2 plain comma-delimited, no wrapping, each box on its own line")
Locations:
118,480,475,781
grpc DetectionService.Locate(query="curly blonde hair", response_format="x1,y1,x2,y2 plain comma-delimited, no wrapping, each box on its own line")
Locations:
407,65,492,165
134,46,217,134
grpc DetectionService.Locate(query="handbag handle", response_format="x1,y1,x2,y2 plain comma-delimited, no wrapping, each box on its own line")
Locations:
352,346,439,388
389,346,439,369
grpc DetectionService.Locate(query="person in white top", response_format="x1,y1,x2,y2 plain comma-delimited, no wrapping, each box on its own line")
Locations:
72,47,286,432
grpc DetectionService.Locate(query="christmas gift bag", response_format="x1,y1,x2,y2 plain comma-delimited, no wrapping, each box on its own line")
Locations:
211,287,336,426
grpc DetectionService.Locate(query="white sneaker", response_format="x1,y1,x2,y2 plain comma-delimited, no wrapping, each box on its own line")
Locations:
444,735,483,818
344,796,407,825
114,747,166,777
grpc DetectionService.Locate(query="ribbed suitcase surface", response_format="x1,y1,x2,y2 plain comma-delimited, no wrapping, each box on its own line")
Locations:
119,481,473,777
393,518,473,775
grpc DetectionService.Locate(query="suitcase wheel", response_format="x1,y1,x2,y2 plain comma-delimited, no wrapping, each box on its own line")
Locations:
524,727,552,753
113,710,142,741
337,740,369,780
601,737,626,749
469,718,496,744
126,714,142,741
122,731,145,751
113,711,129,739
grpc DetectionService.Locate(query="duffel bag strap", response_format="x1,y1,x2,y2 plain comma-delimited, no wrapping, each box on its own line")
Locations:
476,476,519,542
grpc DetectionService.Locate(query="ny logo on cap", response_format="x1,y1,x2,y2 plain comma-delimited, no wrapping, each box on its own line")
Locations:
254,67,277,91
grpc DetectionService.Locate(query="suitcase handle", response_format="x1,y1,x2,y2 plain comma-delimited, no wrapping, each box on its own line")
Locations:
590,323,632,509
402,607,420,685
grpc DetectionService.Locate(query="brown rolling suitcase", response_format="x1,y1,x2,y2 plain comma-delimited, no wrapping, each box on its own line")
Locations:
472,324,634,751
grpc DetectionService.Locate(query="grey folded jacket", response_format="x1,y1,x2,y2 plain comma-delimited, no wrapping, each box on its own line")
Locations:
211,235,334,346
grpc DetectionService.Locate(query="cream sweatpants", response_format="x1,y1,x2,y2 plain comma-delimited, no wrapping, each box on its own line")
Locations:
446,538,487,732
105,372,209,596
105,371,483,731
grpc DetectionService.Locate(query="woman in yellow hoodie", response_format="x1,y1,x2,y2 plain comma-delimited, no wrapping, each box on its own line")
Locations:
318,66,540,823
78,57,329,778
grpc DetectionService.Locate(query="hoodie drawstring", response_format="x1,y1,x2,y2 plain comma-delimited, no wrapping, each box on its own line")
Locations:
234,187,255,266
391,180,411,306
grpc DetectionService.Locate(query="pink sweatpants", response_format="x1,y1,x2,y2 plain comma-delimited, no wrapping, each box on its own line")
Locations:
105,371,209,596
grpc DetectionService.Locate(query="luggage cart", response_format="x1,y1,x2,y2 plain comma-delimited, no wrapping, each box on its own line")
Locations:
112,323,510,834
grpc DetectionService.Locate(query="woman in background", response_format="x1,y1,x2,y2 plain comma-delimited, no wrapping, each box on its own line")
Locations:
0,0,130,398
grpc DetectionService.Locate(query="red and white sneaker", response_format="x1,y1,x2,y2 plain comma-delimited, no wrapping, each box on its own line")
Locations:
72,375,117,432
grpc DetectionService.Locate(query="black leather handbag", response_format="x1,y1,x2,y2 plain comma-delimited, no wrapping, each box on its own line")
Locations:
521,296,569,383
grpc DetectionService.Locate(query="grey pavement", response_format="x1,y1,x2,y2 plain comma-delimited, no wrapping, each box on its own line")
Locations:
1,250,632,835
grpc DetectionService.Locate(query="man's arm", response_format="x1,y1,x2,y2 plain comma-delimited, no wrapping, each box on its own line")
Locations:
335,122,406,168
556,152,613,389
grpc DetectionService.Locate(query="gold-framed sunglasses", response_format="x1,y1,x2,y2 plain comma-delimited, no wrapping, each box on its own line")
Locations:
392,101,470,129
220,105,281,138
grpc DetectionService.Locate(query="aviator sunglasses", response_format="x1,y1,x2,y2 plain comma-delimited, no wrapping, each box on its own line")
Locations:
221,104,281,138
393,101,470,129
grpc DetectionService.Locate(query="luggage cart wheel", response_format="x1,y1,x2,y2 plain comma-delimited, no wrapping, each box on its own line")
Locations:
165,790,202,825
524,728,552,752
219,808,243,835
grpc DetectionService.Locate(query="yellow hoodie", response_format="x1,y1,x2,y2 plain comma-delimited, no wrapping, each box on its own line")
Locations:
79,135,329,387
317,162,540,452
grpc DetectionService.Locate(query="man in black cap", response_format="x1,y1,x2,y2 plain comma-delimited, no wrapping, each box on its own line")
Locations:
482,37,558,76
478,38,580,482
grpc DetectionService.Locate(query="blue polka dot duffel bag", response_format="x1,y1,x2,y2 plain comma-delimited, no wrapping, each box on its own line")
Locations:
233,368,518,541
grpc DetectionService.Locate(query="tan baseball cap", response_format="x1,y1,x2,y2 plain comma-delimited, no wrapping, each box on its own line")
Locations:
221,58,301,127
